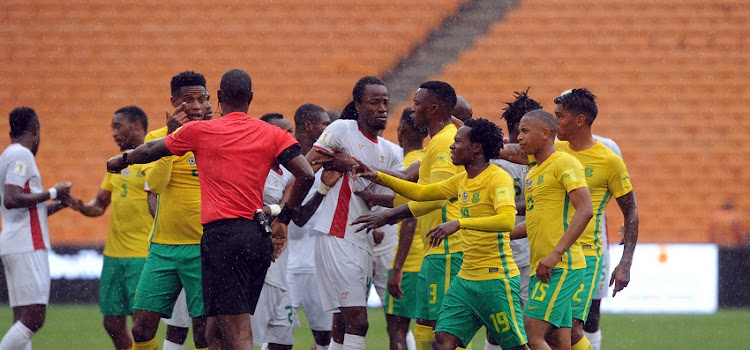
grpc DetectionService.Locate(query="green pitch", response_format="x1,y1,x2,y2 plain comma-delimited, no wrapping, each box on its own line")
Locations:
0,305,748,349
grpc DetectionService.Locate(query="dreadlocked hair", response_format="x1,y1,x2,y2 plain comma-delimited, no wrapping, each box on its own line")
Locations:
464,118,505,161
501,87,542,133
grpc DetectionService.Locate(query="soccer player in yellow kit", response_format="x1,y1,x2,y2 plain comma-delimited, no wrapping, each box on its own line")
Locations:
512,110,592,350
130,71,209,350
355,118,529,350
552,89,638,350
69,106,153,350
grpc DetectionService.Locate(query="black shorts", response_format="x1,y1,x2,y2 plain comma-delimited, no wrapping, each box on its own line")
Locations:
201,218,273,316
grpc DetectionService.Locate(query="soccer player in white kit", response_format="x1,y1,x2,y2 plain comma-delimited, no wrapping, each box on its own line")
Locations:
0,107,73,350
311,76,403,350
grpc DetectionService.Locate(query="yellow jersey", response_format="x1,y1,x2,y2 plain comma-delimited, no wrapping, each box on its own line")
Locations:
391,149,426,272
525,151,588,274
142,127,202,245
100,163,153,258
556,140,633,256
409,124,464,256
436,165,518,281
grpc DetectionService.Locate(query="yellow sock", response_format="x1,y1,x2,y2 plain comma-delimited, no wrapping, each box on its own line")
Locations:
414,324,435,350
572,335,592,350
132,338,157,350
196,348,208,350
457,340,472,349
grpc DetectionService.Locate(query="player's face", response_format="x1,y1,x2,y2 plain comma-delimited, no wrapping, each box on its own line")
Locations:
357,84,389,131
412,88,431,129
517,117,542,155
554,104,577,141
309,112,331,140
111,113,140,151
30,120,40,156
269,118,294,134
450,126,472,166
203,94,213,120
172,86,209,121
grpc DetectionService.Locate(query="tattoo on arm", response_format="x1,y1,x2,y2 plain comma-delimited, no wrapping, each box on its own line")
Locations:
616,191,639,266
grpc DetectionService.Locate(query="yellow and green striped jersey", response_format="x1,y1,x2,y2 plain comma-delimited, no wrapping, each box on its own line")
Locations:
100,163,153,258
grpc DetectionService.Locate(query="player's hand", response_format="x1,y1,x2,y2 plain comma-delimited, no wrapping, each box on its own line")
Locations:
64,195,84,211
354,182,378,207
372,228,384,246
54,182,72,200
106,155,128,173
609,262,631,297
270,218,288,261
451,115,464,128
350,157,377,180
307,148,333,167
426,220,460,247
323,148,359,173
321,169,343,187
166,102,189,134
536,251,562,283
388,269,404,299
351,211,392,233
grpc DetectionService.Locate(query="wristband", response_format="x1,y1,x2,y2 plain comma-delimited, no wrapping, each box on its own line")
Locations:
48,187,57,200
268,204,282,216
276,206,296,225
317,183,330,195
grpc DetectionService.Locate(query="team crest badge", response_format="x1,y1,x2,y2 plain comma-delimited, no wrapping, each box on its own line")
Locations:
380,155,386,163
462,192,468,201
585,167,594,178
122,169,131,177
188,157,196,165
472,193,480,203
537,175,544,185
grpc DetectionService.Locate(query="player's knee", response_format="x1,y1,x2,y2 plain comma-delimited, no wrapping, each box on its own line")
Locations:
102,316,124,335
431,334,454,350
131,322,155,342
583,318,599,333
23,317,44,333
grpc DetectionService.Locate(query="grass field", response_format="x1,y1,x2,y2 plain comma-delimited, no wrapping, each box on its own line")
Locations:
1,305,748,349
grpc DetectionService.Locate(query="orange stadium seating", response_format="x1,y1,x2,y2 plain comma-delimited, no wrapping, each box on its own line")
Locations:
0,0,464,245
434,0,750,243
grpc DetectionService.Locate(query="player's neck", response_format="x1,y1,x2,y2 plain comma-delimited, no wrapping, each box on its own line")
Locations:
533,144,556,165
402,140,423,154
427,116,452,137
11,137,34,154
464,160,489,179
296,133,315,154
357,123,380,142
566,129,596,151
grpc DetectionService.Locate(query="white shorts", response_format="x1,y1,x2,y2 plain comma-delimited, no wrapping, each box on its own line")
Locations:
372,250,394,302
314,235,372,312
288,272,333,331
594,245,611,300
2,250,50,307
251,283,295,346
163,288,191,328
518,263,530,308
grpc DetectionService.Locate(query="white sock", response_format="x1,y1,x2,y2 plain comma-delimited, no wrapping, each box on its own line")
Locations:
484,338,502,350
406,329,417,350
23,341,30,350
342,334,366,350
163,339,184,350
260,343,269,350
315,343,330,350
583,330,601,350
329,340,343,350
0,321,34,350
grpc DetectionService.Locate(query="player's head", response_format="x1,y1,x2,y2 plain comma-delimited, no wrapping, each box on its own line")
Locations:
502,87,543,142
8,107,40,155
203,93,214,120
260,113,293,134
326,110,341,123
341,76,388,131
112,106,148,151
452,95,473,122
218,69,254,114
451,118,504,165
553,88,597,140
397,107,428,148
412,81,457,129
294,103,330,141
518,110,558,156
170,71,208,121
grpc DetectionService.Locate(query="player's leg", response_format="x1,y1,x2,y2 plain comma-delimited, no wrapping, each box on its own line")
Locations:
250,283,274,348
99,256,141,349
177,244,207,349
0,250,50,350
164,326,188,350
264,286,295,350
474,277,528,350
414,253,463,350
384,268,419,350
205,316,224,349
162,289,191,350
386,314,411,350
524,268,582,350
289,271,332,349
583,243,609,350
432,277,483,350
571,255,601,350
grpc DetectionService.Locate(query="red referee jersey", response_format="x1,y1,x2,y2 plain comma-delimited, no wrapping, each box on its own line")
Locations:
165,112,298,225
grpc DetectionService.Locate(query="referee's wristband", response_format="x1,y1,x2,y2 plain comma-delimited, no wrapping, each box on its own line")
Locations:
317,183,330,196
276,206,296,225
268,204,282,217
47,188,57,200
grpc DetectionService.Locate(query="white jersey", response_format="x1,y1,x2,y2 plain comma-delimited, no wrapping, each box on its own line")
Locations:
0,144,50,255
491,157,530,267
312,120,403,253
263,166,294,289
287,170,323,274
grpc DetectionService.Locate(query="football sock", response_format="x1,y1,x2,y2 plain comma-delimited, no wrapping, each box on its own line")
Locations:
484,338,502,350
162,339,184,350
583,330,601,350
133,337,158,350
571,336,592,350
406,329,417,350
328,340,343,350
414,324,434,350
343,334,366,350
315,343,330,350
0,321,33,350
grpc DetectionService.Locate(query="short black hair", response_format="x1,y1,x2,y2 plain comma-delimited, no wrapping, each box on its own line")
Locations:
115,105,148,131
502,87,543,133
260,113,284,123
294,103,326,126
464,118,504,161
170,71,207,98
419,81,457,110
341,76,387,120
400,107,427,138
219,69,253,105
523,110,559,134
9,107,38,139
553,88,598,125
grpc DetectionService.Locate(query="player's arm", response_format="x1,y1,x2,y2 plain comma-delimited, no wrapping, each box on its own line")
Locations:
147,192,157,217
107,139,174,173
352,203,414,232
499,144,529,165
74,189,112,217
389,217,416,299
353,159,446,202
3,182,71,209
537,187,593,283
292,169,341,227
428,205,516,247
611,190,639,296
143,158,174,195
510,221,527,240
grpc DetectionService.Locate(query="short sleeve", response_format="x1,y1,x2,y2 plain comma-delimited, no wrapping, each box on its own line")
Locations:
165,121,202,156
100,173,113,192
436,173,462,200
4,149,33,188
274,128,300,160
558,156,587,193
607,155,633,198
313,120,347,153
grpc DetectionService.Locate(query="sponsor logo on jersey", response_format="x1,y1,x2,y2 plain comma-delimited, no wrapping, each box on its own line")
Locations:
434,151,452,168
561,169,579,188
495,186,512,202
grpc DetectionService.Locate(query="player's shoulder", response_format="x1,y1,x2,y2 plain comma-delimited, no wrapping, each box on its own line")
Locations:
485,164,514,183
145,126,168,141
327,119,357,132
1,144,33,161
552,151,584,168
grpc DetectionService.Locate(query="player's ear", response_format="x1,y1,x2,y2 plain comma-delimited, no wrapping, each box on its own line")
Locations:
170,95,178,108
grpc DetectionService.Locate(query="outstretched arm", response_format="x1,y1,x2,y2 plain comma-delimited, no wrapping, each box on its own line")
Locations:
4,182,71,210
107,139,174,173
611,191,639,296
389,217,417,299
351,204,414,232
72,189,112,217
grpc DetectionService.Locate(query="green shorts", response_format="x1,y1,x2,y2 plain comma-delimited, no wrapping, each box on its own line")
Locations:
436,276,527,349
133,243,204,318
572,255,603,321
415,253,463,321
99,256,146,316
524,268,584,328
384,270,419,318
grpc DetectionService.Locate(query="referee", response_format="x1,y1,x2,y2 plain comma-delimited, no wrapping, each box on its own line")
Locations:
107,69,315,350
